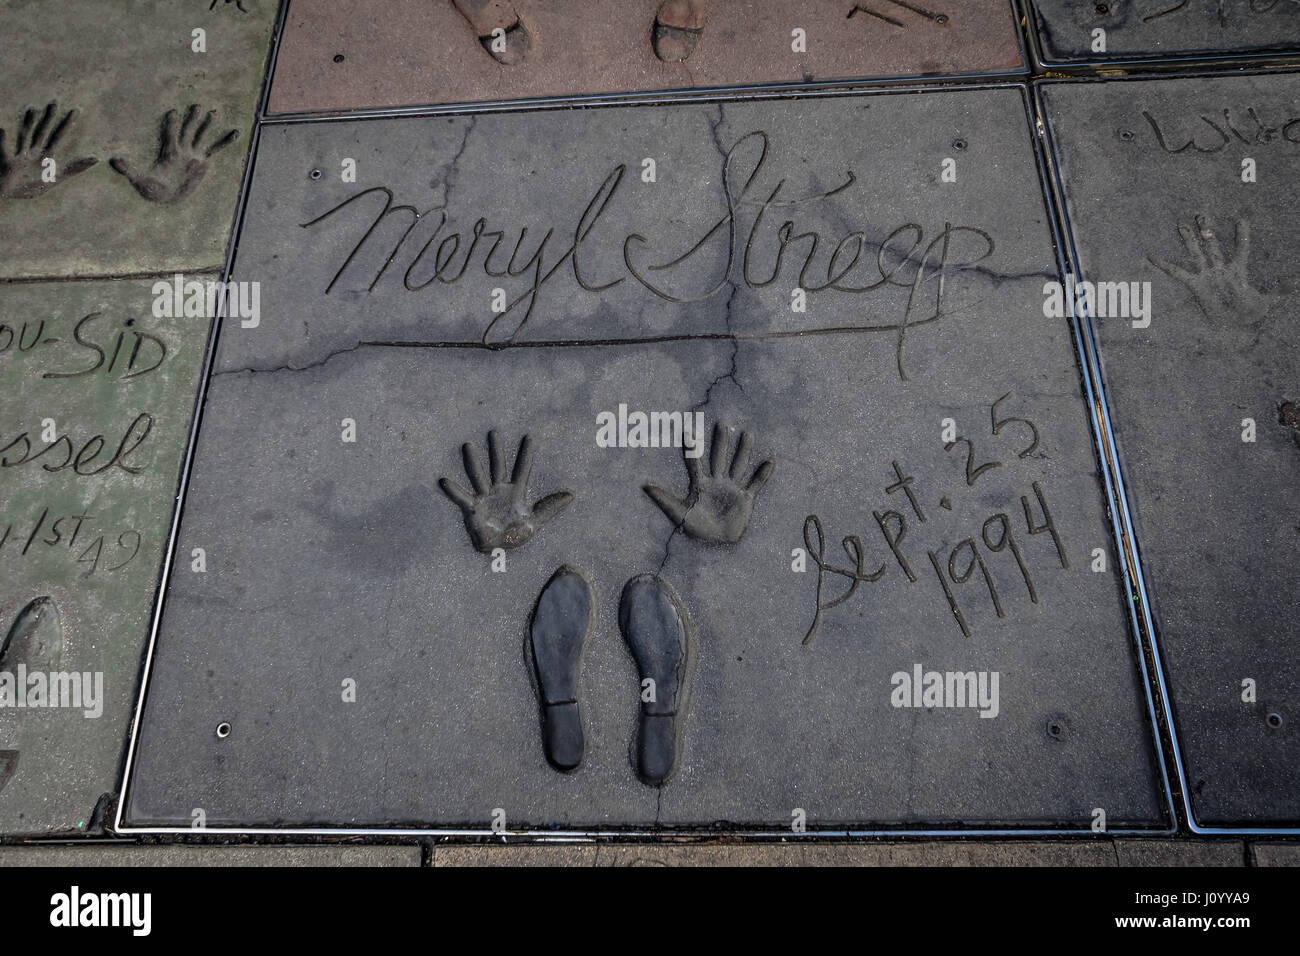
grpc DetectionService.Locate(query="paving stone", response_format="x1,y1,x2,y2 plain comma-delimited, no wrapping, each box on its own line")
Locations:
1039,73,1300,827
0,843,423,866
267,0,1024,115
1027,0,1300,65
0,0,276,279
1252,843,1300,866
1113,839,1245,866
0,279,211,835
433,841,1121,866
123,87,1167,832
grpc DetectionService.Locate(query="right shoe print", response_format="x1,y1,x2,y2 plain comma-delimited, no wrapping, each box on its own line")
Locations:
619,573,691,787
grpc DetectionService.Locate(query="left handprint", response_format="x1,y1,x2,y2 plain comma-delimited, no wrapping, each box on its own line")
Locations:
439,431,574,553
0,102,98,199
110,104,239,204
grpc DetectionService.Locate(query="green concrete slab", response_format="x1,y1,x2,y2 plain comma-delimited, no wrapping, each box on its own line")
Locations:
0,0,276,279
0,843,423,866
0,279,211,835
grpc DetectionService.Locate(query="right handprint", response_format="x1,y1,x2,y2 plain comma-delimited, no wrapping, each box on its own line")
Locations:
1147,215,1281,321
109,105,239,204
643,422,773,545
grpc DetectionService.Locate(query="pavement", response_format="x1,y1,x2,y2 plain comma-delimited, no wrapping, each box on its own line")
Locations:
0,0,1296,864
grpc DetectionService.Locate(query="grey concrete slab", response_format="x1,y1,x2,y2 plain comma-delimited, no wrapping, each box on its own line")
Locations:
1252,843,1300,865
267,0,1024,115
0,844,422,866
1028,0,1300,65
124,88,1166,832
0,280,212,835
433,842,1121,866
1039,73,1300,827
1113,840,1245,866
0,0,276,279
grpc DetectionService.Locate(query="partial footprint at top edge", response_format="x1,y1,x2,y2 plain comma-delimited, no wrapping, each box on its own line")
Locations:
452,0,533,65
653,0,708,63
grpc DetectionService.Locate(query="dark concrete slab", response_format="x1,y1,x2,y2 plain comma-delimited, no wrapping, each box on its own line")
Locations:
0,0,276,278
124,88,1166,832
1040,73,1300,827
0,280,211,835
267,0,1024,114
1028,0,1300,65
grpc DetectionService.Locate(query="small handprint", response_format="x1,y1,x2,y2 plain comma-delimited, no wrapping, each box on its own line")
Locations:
643,422,773,544
109,104,239,204
0,102,97,199
439,431,573,553
1148,215,1279,320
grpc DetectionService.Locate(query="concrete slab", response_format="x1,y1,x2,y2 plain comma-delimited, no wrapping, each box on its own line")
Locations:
1113,839,1245,866
123,88,1166,832
0,279,211,835
0,843,422,866
0,0,276,279
267,0,1024,115
1028,0,1300,65
1252,843,1300,866
1039,73,1300,827
432,841,1121,866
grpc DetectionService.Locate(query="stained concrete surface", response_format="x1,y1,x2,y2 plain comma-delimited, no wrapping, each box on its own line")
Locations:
267,0,1024,114
1029,0,1300,64
0,279,212,835
0,843,422,866
0,0,276,278
1040,72,1300,826
123,88,1165,831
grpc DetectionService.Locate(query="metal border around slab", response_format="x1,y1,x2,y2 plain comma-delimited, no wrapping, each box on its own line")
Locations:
1018,0,1300,74
1031,68,1300,836
113,77,1177,840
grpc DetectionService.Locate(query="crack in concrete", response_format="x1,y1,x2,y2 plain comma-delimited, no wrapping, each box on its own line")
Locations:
211,339,370,378
654,276,745,575
438,114,477,210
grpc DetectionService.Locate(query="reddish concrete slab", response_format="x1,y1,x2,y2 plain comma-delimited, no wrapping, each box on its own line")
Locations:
267,0,1024,115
